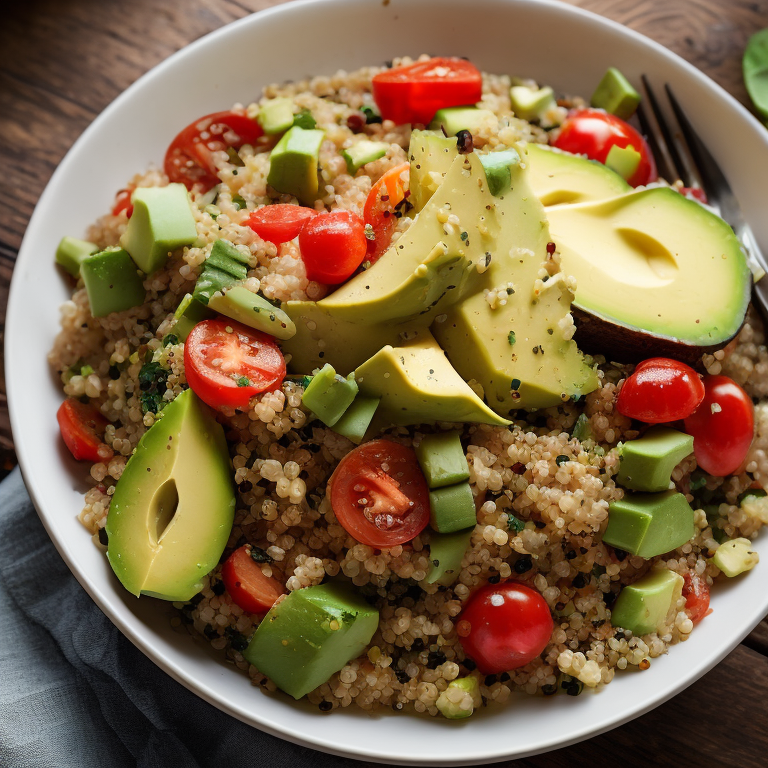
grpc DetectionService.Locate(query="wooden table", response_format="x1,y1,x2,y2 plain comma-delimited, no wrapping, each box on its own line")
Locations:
2,0,768,764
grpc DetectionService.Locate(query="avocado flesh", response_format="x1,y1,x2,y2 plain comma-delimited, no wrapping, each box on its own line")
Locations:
81,247,146,317
208,286,296,340
547,187,751,361
408,130,457,212
432,158,598,412
106,389,235,601
610,569,684,636
426,528,473,586
243,582,379,699
616,427,694,493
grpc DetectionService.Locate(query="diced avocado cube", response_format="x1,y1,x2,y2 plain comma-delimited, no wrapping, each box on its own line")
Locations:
56,236,99,278
713,538,759,577
258,97,295,135
611,569,683,636
341,140,389,174
591,67,641,120
242,582,379,699
429,481,476,533
415,431,469,489
605,144,641,182
479,148,521,196
208,286,296,340
302,363,358,427
603,490,695,558
331,395,380,444
572,413,593,442
436,676,478,719
80,247,146,317
426,527,473,586
616,427,694,493
428,106,495,136
119,184,198,273
267,126,325,205
509,85,556,121
205,239,249,280
173,293,215,340
740,490,768,524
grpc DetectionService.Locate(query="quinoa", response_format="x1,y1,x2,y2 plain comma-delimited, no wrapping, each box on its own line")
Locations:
49,56,767,716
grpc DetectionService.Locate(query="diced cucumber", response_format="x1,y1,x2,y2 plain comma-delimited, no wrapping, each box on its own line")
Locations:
415,431,469,489
341,140,389,174
302,363,358,427
331,395,380,444
713,538,759,577
56,236,99,278
258,98,295,135
429,481,476,533
426,527,473,586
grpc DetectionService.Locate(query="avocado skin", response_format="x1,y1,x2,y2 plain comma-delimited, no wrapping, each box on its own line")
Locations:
106,389,235,601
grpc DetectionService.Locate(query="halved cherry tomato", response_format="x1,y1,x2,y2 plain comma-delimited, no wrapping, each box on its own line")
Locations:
372,57,482,125
617,357,705,424
111,187,134,218
682,572,711,625
680,187,708,205
684,375,754,476
57,398,114,463
552,108,657,187
458,581,553,674
247,204,318,245
221,545,285,614
329,439,430,548
363,162,409,264
183,319,285,410
299,209,367,284
164,111,263,192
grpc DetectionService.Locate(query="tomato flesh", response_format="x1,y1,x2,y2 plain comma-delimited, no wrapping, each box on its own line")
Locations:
164,111,263,192
683,375,754,476
363,162,409,264
111,187,134,218
372,57,483,125
183,319,286,410
682,572,710,625
221,545,285,614
247,204,318,245
329,439,430,548
299,209,367,284
552,108,657,187
458,581,553,674
617,357,705,424
57,398,113,463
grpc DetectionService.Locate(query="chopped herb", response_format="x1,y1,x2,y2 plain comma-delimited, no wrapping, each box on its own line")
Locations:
80,364,94,376
226,147,245,167
237,376,251,387
508,514,525,533
162,333,179,347
592,564,607,578
555,454,569,466
510,378,522,391
507,331,516,346
250,546,273,563
225,628,249,652
231,194,247,210
137,360,169,414
292,109,317,130
361,105,382,124
460,230,469,242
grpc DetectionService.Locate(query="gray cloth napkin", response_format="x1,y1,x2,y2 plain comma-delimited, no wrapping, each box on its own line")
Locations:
0,468,364,768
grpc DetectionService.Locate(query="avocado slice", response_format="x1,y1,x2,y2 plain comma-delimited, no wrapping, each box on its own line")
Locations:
106,389,235,601
208,286,296,340
547,187,752,362
610,569,684,636
354,328,509,428
243,582,379,699
432,155,598,412
616,427,694,493
80,247,146,317
266,126,325,204
408,129,457,212
426,527,473,586
56,236,99,278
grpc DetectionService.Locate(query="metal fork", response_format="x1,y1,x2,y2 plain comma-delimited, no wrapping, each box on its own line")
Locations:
636,76,768,323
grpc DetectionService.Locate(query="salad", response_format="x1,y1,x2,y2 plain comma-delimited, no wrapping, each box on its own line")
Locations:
49,56,766,718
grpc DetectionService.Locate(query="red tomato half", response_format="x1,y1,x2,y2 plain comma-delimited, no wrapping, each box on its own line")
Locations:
552,108,657,187
684,375,754,476
183,319,285,410
57,398,114,463
247,204,318,245
329,439,430,548
164,111,263,192
221,545,285,614
372,57,482,125
458,581,553,674
682,572,710,625
299,209,367,284
617,357,705,424
111,187,134,218
363,162,409,264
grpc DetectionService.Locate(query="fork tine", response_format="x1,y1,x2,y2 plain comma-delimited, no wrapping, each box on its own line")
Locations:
636,97,676,184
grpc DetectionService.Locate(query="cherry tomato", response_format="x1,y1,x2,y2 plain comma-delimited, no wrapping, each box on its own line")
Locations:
458,581,553,674
329,439,430,548
552,108,657,187
299,209,367,284
164,111,263,192
183,319,285,410
221,545,285,614
684,375,754,476
247,204,318,245
617,357,705,424
111,187,134,218
57,398,114,463
682,572,711,625
680,186,708,205
363,162,410,264
372,57,483,125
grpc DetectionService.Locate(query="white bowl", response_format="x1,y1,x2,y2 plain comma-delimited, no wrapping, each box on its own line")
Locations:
8,0,768,763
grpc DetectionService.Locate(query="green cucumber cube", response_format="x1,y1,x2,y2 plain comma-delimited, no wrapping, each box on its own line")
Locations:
616,427,694,493
341,140,389,174
81,247,146,317
302,363,358,427
509,85,555,121
591,67,641,120
258,97,295,135
55,236,99,278
429,481,476,533
426,527,473,586
267,126,325,204
415,431,469,489
428,106,495,136
331,395,380,444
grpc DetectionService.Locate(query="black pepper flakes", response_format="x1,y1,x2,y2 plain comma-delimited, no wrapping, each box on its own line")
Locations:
572,572,589,589
514,555,533,574
319,701,333,711
212,580,226,596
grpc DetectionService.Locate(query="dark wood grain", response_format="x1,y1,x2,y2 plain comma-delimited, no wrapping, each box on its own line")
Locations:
3,0,768,763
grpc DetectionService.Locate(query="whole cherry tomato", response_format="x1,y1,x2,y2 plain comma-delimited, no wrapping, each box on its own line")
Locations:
299,209,367,284
221,545,285,614
363,162,409,264
247,204,318,245
617,357,705,424
552,108,657,187
682,572,710,625
684,375,754,476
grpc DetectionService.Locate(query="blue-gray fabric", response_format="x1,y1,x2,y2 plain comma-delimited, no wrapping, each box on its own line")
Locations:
0,468,365,768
